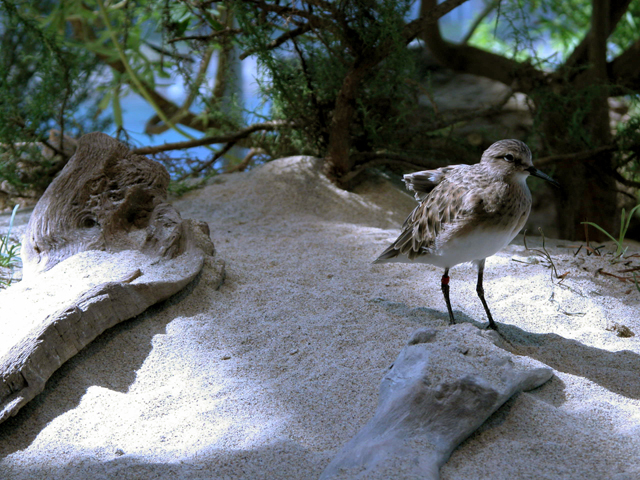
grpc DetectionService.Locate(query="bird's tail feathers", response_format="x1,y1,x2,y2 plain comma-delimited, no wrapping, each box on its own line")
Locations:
373,246,400,264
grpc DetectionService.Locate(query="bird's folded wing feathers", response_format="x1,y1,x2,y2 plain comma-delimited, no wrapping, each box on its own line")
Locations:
376,181,471,261
403,166,457,202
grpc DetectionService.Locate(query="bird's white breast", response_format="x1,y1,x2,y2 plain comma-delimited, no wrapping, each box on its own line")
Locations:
432,226,517,268
386,226,518,269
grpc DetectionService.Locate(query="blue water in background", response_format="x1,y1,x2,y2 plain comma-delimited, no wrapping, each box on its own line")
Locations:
105,54,266,167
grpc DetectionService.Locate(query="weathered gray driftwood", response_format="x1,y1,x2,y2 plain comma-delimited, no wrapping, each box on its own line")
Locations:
321,325,553,480
0,132,224,424
21,132,173,276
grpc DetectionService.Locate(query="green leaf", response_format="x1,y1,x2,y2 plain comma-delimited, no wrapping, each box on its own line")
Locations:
112,89,123,128
581,222,619,245
98,91,112,112
620,207,627,243
156,69,171,79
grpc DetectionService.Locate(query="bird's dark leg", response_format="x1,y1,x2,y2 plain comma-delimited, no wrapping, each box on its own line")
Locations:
441,268,455,324
476,259,497,330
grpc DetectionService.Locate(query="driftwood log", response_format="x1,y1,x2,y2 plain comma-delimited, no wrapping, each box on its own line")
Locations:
321,325,553,480
0,132,224,424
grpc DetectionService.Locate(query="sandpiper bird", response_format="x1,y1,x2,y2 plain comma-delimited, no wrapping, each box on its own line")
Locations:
374,139,559,329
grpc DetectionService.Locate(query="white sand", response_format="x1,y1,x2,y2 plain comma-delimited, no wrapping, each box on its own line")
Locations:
0,156,639,479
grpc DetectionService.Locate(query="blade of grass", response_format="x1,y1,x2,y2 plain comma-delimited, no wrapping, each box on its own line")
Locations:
1,204,19,256
1,204,20,287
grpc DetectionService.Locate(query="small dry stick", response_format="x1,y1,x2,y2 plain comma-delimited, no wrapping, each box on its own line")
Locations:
619,266,640,274
582,222,604,256
566,243,605,256
599,270,635,283
523,228,568,283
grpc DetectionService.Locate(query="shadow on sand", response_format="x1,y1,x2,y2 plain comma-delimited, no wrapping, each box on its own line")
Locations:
374,297,640,400
0,273,204,459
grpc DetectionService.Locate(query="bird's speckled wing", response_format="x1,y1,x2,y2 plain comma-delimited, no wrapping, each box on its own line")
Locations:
403,166,458,202
375,165,477,261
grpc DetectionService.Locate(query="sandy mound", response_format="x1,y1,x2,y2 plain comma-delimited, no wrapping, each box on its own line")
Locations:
0,156,639,479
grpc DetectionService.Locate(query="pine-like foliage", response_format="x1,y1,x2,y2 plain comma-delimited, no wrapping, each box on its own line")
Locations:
0,0,108,194
234,0,418,159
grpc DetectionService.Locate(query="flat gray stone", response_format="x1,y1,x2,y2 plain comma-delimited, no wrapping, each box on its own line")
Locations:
321,324,553,479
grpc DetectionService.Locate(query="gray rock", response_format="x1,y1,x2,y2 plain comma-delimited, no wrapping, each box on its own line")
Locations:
321,324,553,480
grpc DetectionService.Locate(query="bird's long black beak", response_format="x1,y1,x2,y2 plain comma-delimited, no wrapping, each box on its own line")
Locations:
527,167,560,188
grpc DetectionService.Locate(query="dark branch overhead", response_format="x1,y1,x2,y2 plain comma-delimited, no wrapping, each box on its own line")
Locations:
130,121,292,155
609,38,640,92
418,0,548,94
402,0,471,43
562,0,633,75
168,28,242,44
239,25,312,60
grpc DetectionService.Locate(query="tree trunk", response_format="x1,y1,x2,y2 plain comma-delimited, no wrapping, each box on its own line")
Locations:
551,0,616,242
552,149,618,241
328,66,366,178
534,72,616,240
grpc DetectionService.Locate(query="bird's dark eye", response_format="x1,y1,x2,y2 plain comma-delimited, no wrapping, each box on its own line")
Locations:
504,154,514,162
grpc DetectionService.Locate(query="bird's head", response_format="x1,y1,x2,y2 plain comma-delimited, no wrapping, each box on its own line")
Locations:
481,139,559,187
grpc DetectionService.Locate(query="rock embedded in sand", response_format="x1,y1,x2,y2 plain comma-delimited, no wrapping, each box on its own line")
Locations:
321,324,553,480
